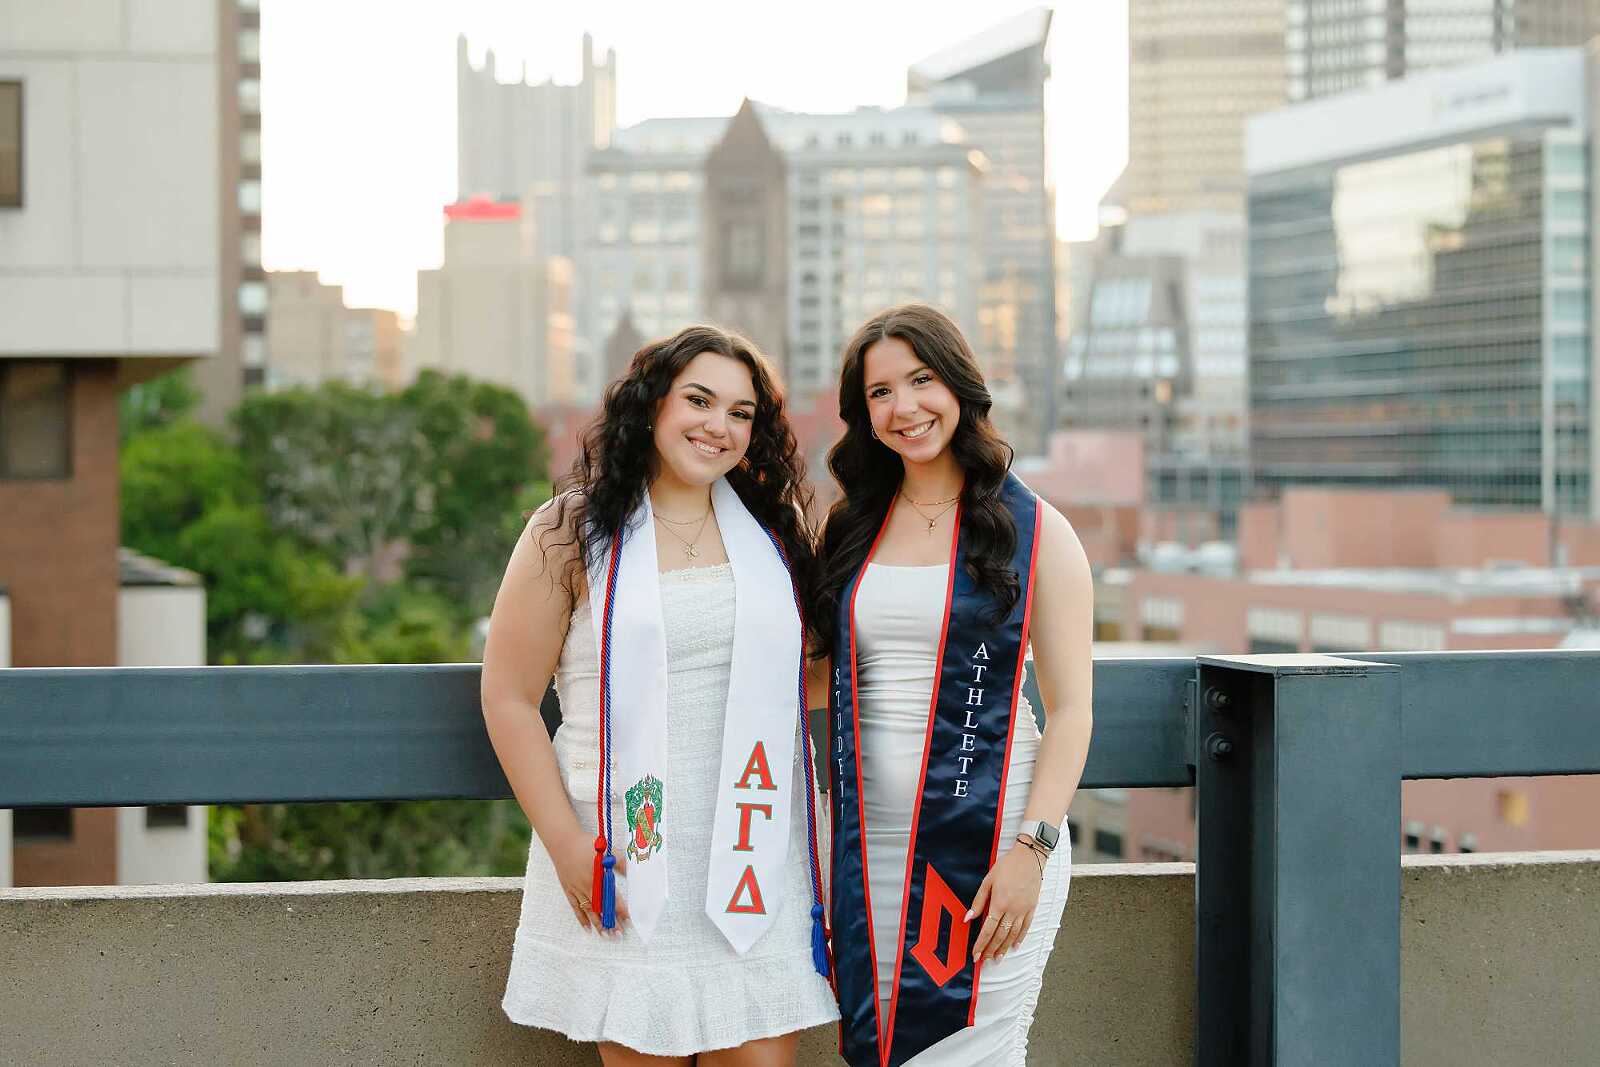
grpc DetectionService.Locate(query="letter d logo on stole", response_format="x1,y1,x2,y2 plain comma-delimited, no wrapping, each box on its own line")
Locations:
908,864,970,988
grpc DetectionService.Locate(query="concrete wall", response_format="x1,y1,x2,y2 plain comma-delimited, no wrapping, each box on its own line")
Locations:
116,583,208,884
0,0,219,361
0,854,1595,1065
119,586,206,669
114,806,206,886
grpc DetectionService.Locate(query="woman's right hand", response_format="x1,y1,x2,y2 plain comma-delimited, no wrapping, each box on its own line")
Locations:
551,826,631,935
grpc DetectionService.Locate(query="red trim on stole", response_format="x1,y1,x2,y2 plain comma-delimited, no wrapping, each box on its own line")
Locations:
843,505,897,1060
880,506,963,1064
966,502,1044,1022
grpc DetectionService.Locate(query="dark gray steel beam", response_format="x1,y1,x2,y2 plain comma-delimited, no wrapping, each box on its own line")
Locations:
0,665,511,807
1194,654,1401,1067
1336,651,1600,778
0,657,1196,807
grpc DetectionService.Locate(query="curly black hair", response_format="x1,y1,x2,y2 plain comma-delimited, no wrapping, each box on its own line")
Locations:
542,324,818,636
814,303,1019,636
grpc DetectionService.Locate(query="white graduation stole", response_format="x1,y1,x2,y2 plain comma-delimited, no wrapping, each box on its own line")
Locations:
588,477,803,952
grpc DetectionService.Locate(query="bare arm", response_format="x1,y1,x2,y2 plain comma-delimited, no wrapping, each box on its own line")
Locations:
480,499,627,931
1020,502,1095,828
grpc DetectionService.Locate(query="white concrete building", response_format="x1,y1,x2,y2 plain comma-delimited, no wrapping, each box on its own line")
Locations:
0,0,220,372
113,551,209,885
579,104,983,402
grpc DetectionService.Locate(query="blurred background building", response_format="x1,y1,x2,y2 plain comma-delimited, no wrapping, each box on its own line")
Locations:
412,197,576,410
908,7,1058,442
576,101,985,402
0,0,214,887
1287,0,1600,102
456,32,616,263
1247,48,1597,521
192,0,266,425
266,272,403,390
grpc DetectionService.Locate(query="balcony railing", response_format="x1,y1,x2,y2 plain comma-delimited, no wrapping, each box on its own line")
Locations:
2,649,1598,1065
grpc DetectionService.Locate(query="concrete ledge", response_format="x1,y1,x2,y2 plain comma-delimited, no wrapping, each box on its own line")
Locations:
1401,850,1600,1066
0,854,1595,1065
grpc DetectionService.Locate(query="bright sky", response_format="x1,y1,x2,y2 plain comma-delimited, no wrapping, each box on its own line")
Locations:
259,0,1128,316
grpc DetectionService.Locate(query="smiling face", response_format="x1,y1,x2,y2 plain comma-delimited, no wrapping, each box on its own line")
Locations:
862,336,961,466
651,351,758,488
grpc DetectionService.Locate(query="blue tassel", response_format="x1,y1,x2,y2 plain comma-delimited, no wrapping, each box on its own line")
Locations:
600,852,617,929
810,903,830,978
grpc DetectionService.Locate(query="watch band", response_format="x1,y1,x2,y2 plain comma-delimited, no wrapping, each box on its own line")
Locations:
1022,819,1060,851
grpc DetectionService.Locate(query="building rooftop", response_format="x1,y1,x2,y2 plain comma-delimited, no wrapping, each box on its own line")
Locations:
608,103,965,157
118,548,201,588
1247,564,1600,599
908,6,1052,85
1246,47,1586,176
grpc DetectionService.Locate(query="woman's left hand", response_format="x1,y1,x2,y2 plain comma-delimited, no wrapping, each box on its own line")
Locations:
967,844,1045,962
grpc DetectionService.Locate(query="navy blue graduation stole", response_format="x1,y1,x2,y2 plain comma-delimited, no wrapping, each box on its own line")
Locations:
827,471,1042,1067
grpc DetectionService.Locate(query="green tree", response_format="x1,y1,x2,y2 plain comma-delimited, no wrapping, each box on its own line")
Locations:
119,368,200,443
399,370,551,618
120,420,249,566
233,384,425,577
120,378,548,882
120,418,370,664
209,797,530,882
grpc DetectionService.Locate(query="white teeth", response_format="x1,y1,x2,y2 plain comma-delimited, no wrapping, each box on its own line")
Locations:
690,439,724,456
898,421,934,440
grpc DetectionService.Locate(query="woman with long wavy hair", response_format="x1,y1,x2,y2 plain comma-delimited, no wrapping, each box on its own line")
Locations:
813,304,1094,1065
482,325,837,1066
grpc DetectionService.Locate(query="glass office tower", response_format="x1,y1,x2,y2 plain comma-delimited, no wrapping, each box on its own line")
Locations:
1247,50,1594,518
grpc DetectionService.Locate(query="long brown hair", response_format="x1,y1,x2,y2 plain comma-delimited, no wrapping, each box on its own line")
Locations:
543,324,817,626
813,303,1019,632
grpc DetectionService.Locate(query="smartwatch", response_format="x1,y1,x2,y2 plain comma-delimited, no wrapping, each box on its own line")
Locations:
1021,819,1060,852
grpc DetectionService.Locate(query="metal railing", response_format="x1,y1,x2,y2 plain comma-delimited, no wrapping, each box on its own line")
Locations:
3,649,1598,1065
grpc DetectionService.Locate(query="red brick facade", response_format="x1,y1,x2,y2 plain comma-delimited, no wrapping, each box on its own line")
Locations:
2,360,121,886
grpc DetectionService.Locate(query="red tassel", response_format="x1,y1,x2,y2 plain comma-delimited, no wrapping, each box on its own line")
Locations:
591,835,607,916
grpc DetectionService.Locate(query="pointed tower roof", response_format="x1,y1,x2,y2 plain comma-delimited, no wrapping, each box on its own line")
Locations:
603,307,647,383
706,98,785,176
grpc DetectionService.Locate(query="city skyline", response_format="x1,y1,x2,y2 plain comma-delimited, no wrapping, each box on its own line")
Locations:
257,0,1129,317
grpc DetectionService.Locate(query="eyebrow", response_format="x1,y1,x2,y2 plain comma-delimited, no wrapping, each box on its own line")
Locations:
683,381,756,408
865,364,932,390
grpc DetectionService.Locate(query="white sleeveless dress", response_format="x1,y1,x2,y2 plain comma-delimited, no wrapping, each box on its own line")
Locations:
855,562,1072,1065
501,563,840,1054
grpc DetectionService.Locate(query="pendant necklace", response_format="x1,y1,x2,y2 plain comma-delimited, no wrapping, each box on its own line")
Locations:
900,490,960,533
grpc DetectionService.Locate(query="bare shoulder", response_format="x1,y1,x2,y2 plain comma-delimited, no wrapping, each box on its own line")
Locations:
513,490,587,592
524,490,581,544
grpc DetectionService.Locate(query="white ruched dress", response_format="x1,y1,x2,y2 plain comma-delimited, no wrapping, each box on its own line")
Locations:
502,563,840,1054
855,562,1072,1065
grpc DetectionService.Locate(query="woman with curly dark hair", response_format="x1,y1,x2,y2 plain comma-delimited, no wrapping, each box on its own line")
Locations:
482,325,837,1066
813,304,1093,1066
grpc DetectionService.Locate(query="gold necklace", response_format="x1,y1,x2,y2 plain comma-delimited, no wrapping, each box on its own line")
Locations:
900,491,959,532
653,506,710,527
654,509,712,559
901,490,961,507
